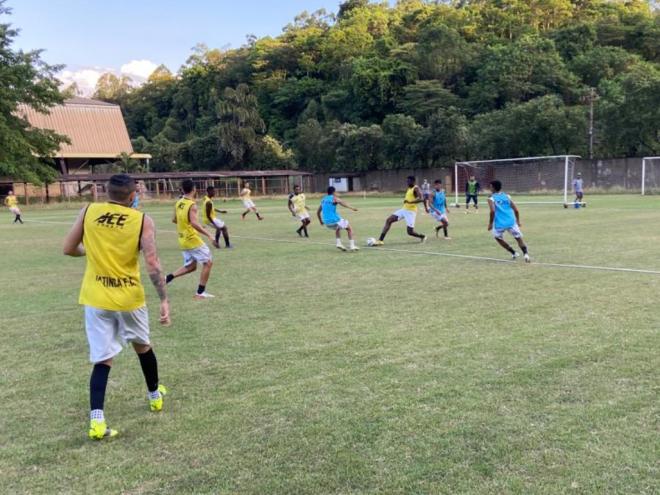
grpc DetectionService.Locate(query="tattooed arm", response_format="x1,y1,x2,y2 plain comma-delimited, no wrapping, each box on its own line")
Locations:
140,215,171,326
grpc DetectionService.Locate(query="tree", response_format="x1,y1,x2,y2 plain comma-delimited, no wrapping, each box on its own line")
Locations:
0,1,67,183
217,84,265,168
93,73,133,103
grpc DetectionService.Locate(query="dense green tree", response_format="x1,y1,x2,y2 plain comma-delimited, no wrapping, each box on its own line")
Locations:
93,73,133,103
0,1,66,183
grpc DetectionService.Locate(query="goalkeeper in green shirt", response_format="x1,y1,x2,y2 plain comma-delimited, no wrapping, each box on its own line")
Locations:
465,176,481,213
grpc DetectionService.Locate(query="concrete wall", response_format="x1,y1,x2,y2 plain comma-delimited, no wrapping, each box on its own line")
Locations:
312,158,652,194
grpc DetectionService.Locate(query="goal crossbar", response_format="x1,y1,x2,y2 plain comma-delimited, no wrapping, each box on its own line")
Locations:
453,155,581,206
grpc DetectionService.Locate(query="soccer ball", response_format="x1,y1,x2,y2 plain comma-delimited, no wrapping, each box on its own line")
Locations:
366,237,377,247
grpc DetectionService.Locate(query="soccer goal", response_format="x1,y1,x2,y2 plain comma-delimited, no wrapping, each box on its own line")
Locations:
453,155,581,206
641,157,660,196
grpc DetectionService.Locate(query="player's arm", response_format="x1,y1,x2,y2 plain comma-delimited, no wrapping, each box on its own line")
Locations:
188,204,213,240
215,208,228,214
288,196,296,216
510,197,521,226
336,198,358,212
62,207,87,257
445,196,449,214
316,204,323,225
205,201,214,223
140,215,170,326
487,198,495,231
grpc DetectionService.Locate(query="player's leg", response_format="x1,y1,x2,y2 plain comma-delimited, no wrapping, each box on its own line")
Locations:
440,217,450,239
345,221,358,251
221,226,231,247
405,212,426,242
335,226,347,251
493,230,517,259
378,214,399,242
85,307,122,440
512,227,530,262
254,207,263,221
165,258,197,284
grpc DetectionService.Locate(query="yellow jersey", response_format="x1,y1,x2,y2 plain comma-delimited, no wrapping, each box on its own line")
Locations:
202,195,216,224
290,193,307,214
175,197,204,250
79,202,145,311
403,187,418,212
4,196,18,208
241,188,251,200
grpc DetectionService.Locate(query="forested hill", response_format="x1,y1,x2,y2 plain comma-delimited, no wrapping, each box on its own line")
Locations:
94,0,659,173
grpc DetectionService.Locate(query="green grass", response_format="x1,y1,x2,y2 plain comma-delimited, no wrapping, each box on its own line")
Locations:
0,195,658,494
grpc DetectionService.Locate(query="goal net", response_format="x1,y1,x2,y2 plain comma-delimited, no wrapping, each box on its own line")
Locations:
453,155,580,206
642,157,660,195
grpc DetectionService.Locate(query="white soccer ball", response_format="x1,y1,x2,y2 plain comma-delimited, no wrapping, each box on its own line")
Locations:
366,237,377,247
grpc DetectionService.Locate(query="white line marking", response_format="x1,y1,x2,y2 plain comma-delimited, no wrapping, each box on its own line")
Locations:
23,220,660,276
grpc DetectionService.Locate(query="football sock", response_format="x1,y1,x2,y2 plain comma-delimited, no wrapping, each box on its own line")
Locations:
522,246,529,255
350,240,356,249
443,226,448,237
90,409,104,421
336,239,343,247
90,363,111,412
222,229,230,247
215,230,220,244
378,233,385,241
197,285,205,295
303,226,309,237
165,274,174,284
137,349,159,393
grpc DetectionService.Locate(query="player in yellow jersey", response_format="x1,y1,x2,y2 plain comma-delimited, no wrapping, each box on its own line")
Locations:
288,184,311,238
63,174,170,441
240,182,263,221
373,176,427,245
203,185,231,249
165,179,216,299
4,190,23,224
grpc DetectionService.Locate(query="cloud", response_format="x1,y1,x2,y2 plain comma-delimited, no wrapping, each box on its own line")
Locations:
58,59,159,96
120,59,159,82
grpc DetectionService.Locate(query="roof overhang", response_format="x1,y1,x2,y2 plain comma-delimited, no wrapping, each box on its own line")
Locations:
51,152,152,159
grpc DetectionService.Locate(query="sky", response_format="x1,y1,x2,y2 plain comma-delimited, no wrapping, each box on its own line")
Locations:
9,0,346,94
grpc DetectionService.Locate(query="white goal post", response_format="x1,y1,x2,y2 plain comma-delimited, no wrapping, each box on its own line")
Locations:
641,157,660,196
453,155,581,206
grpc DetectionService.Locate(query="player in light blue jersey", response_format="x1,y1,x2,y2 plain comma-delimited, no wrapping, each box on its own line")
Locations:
573,172,584,204
317,186,359,252
488,180,530,263
429,180,450,240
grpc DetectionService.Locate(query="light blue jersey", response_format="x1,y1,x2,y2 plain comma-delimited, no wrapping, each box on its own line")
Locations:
432,190,446,214
491,192,516,230
321,195,340,225
131,195,140,209
573,178,583,193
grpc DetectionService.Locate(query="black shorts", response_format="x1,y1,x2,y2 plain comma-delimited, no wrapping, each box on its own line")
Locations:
466,194,478,205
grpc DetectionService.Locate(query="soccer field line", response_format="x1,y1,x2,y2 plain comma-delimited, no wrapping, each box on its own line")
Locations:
21,219,660,276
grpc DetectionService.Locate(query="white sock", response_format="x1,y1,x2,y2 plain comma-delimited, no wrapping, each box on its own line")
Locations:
350,240,356,248
90,409,104,421
336,239,342,247
148,389,160,400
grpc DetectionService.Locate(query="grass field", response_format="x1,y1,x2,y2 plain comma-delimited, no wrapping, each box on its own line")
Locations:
1,194,658,494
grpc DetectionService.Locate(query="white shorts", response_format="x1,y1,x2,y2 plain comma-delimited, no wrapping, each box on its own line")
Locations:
207,218,225,229
182,244,212,266
243,200,256,209
393,209,417,228
431,211,448,223
325,218,350,230
492,224,523,240
297,212,311,221
85,306,150,363
9,207,20,215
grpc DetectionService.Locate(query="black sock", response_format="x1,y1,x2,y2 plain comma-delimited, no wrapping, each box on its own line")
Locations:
522,246,528,255
166,274,174,284
303,226,309,237
90,363,111,411
215,230,220,244
443,226,448,237
223,230,230,247
18,215,23,224
197,285,205,295
508,246,516,254
137,349,159,393
379,233,385,241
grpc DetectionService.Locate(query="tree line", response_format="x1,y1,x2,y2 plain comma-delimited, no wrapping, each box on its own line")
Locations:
2,1,659,181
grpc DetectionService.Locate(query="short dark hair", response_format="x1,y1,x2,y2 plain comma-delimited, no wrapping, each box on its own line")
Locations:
206,185,215,194
434,179,442,184
490,180,503,192
327,186,336,195
182,179,195,194
294,184,301,190
407,176,416,183
107,174,136,202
